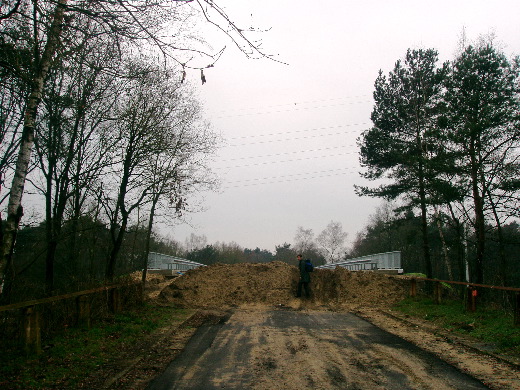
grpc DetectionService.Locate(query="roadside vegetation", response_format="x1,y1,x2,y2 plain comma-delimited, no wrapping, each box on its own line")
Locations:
394,297,520,357
0,304,192,390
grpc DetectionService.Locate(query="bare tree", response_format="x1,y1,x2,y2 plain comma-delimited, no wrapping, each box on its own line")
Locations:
293,226,317,256
30,33,122,293
185,233,208,253
138,69,218,284
0,0,68,294
0,0,279,293
317,221,348,263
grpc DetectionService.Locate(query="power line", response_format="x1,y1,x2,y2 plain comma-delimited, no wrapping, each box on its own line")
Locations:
215,99,373,119
216,150,358,170
213,94,373,116
224,167,358,185
223,168,360,189
226,125,367,147
228,122,369,141
218,145,355,162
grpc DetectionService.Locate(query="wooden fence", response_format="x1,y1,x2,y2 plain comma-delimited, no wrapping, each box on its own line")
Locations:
408,277,520,326
0,282,142,354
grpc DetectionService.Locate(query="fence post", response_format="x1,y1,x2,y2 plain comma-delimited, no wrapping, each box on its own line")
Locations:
76,295,91,328
23,306,41,355
514,292,520,327
109,288,122,313
410,279,417,298
434,281,442,304
466,287,477,312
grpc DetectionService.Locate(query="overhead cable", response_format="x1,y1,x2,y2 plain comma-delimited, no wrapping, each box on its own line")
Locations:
223,168,359,189
227,122,369,141
216,151,358,170
226,126,366,147
218,145,354,162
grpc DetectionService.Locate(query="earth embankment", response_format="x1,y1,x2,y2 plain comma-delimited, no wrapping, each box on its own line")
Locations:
158,261,409,310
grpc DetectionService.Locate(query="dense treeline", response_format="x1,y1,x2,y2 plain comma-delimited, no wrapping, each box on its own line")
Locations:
5,220,329,301
186,241,327,267
356,40,520,287
347,202,520,288
0,55,218,302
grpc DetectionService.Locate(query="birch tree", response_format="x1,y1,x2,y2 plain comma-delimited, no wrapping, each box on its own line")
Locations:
317,221,348,263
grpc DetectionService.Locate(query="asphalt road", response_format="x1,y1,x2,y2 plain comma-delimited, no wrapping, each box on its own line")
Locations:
146,306,489,390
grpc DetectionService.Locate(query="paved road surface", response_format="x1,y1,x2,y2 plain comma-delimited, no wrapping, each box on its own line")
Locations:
146,306,489,390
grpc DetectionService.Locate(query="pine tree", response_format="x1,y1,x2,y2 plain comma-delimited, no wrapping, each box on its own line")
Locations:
357,49,450,278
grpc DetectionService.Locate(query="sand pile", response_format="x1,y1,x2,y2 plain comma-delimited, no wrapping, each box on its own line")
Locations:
158,261,409,309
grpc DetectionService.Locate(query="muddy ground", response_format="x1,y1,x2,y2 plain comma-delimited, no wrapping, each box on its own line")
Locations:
87,262,520,389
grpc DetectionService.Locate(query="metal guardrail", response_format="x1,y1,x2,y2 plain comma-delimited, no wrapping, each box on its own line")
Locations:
318,261,379,271
148,252,205,271
316,251,402,273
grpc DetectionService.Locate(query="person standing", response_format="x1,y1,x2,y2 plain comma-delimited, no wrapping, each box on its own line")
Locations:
296,254,311,298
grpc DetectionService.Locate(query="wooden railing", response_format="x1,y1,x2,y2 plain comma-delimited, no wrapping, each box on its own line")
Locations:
0,282,142,354
408,277,520,326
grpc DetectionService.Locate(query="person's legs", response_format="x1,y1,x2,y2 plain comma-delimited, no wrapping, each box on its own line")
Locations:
296,280,303,297
303,282,311,298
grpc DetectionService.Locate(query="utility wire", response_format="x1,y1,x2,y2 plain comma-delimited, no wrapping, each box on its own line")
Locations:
223,168,359,189
225,167,357,184
227,127,365,147
214,97,373,119
216,150,358,170
213,94,372,115
218,145,355,162
227,122,369,141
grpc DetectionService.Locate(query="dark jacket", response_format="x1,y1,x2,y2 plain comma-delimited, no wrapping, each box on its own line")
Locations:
298,259,311,283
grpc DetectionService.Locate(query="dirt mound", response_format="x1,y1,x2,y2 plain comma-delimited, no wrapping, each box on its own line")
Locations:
158,261,409,309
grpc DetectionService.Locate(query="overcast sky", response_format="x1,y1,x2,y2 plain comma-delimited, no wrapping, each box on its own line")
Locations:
166,0,520,253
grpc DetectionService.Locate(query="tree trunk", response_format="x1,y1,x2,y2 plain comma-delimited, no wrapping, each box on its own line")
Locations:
434,208,453,280
418,157,432,279
106,213,128,282
141,195,159,286
0,0,67,296
469,143,485,285
446,203,466,282
487,191,508,287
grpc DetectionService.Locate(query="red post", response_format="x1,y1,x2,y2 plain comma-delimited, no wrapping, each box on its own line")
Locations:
466,287,477,313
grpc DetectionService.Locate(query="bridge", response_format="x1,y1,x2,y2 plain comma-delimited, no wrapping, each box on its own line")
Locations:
147,252,205,275
316,251,403,274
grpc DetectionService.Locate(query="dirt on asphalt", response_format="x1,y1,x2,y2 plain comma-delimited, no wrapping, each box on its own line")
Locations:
94,262,520,389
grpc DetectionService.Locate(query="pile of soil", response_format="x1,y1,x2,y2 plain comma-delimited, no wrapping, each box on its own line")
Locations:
158,261,409,309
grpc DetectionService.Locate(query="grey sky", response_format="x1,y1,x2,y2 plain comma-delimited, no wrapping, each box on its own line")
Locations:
169,0,520,252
